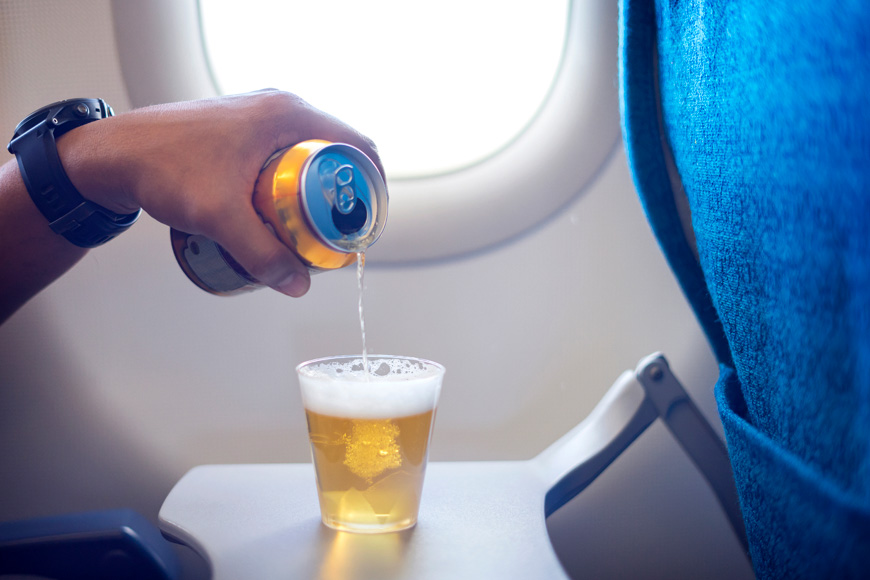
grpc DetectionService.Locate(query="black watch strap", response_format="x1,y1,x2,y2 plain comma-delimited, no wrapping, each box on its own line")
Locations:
7,98,141,248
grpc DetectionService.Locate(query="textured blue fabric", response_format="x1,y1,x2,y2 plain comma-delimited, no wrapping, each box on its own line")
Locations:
619,0,870,577
619,0,734,366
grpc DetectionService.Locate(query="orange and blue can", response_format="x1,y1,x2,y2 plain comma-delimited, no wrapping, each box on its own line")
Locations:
171,140,388,295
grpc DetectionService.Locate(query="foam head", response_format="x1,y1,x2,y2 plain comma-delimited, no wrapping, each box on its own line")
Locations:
296,355,445,419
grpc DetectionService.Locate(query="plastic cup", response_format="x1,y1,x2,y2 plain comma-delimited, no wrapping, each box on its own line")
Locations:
296,355,445,533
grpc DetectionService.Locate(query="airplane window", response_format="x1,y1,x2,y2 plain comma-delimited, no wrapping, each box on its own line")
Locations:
198,0,570,178
113,0,617,262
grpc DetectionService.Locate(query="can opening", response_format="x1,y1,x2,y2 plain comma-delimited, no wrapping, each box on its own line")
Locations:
299,142,387,252
332,202,368,235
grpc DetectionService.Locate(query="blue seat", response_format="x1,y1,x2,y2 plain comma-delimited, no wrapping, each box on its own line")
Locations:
0,509,180,580
619,0,870,576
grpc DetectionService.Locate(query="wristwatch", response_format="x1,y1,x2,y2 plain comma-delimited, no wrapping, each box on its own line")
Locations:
7,98,141,248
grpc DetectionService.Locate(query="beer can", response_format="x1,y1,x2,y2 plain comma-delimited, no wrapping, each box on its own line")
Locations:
171,140,388,296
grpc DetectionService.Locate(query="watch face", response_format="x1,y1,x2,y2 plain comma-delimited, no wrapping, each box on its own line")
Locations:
13,99,69,137
12,98,112,139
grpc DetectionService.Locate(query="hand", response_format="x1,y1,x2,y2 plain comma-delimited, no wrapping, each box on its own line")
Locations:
55,90,384,297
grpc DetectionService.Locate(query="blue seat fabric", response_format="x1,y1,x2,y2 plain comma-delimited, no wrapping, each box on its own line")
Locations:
619,0,870,577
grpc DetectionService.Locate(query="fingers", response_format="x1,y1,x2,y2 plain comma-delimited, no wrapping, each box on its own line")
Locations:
220,92,383,298
208,206,312,298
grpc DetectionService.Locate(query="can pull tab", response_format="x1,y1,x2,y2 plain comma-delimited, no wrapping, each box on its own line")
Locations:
318,158,356,214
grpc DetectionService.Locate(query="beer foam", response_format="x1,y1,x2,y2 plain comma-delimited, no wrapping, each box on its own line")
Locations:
297,356,444,419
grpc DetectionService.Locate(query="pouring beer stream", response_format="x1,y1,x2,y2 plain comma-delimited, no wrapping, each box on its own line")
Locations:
357,251,369,377
168,139,445,534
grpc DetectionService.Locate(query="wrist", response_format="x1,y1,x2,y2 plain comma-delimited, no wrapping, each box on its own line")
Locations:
7,98,141,248
55,119,141,215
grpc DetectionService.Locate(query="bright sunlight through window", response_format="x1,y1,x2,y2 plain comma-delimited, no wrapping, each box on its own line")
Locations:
200,1,569,178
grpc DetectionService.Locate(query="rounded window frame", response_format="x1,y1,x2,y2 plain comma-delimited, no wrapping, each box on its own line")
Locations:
111,0,619,263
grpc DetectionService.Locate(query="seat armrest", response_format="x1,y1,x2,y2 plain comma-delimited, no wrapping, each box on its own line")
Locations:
635,353,748,554
538,352,748,557
536,369,658,516
0,509,180,580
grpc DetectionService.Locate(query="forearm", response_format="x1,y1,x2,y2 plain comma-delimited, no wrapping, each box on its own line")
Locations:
0,158,87,323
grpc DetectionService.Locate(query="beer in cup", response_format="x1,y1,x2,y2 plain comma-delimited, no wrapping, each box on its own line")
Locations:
296,355,445,533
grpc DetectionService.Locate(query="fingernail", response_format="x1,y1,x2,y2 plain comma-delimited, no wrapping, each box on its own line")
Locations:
275,272,309,297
